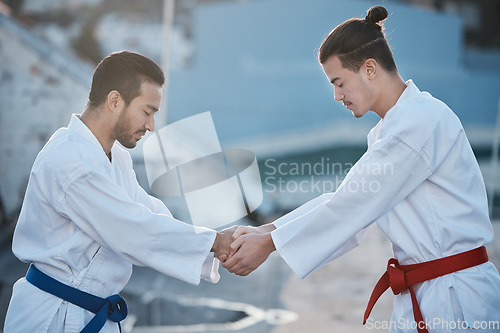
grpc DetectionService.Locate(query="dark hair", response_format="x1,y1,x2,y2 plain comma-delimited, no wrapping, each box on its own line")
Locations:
88,51,165,108
318,6,397,73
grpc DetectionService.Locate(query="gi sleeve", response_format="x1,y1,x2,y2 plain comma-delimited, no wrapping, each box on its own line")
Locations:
134,183,173,216
271,190,372,269
271,135,433,278
58,169,217,285
272,192,334,229
131,168,220,283
201,252,221,283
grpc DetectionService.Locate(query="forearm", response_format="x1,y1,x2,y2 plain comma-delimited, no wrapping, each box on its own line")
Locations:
271,193,335,229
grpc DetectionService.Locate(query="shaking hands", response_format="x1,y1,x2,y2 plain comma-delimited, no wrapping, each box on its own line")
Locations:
213,224,277,276
211,226,238,262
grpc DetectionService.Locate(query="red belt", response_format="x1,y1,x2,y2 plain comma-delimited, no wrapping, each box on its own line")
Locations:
363,246,488,333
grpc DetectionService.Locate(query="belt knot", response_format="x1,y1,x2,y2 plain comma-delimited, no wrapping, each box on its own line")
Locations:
387,258,407,295
26,264,128,333
363,247,488,333
80,294,127,333
105,294,128,322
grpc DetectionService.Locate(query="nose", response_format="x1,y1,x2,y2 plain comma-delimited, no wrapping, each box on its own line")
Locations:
334,87,343,102
146,115,155,132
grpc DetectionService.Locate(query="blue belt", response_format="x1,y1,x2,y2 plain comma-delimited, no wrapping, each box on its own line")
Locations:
26,264,128,333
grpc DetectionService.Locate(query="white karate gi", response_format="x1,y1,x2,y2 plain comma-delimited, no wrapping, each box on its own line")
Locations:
271,80,500,332
4,115,220,333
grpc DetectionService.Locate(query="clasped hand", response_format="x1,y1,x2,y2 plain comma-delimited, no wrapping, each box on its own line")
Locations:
212,224,276,276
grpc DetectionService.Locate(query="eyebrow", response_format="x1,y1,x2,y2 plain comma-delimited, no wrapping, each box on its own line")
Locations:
330,77,340,85
146,104,159,112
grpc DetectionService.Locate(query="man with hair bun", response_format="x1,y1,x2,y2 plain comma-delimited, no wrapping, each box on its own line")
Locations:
223,6,500,333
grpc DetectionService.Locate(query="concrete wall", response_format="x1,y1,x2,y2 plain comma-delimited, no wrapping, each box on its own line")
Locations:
0,9,92,217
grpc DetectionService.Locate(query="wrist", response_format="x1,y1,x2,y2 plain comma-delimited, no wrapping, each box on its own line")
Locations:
211,232,221,253
259,223,277,234
263,232,276,252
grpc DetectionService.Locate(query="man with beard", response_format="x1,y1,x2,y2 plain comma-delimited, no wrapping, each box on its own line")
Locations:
4,51,233,333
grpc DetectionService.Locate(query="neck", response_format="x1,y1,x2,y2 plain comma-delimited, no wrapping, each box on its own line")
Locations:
79,106,115,156
372,74,407,119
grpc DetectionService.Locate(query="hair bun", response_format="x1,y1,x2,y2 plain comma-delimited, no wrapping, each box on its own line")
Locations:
365,6,388,24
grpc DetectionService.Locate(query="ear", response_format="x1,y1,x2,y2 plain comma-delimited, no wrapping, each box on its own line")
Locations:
363,58,377,80
106,90,124,113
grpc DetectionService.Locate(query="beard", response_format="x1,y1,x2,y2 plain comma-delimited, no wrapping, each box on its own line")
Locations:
114,108,145,149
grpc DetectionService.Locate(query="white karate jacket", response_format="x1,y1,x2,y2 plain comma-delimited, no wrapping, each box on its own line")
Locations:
4,115,220,332
271,80,500,332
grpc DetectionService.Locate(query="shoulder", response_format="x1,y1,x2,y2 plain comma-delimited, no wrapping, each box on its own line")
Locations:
380,86,462,152
32,128,105,189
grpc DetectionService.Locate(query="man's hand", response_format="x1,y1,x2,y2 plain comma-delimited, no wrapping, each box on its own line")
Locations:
231,223,276,240
211,226,238,262
221,232,276,276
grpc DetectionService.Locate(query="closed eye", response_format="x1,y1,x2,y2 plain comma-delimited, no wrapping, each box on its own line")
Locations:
330,77,342,87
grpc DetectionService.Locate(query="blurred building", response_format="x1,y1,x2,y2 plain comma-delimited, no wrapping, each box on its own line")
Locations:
163,0,500,155
0,4,93,230
1,0,500,223
393,0,500,49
